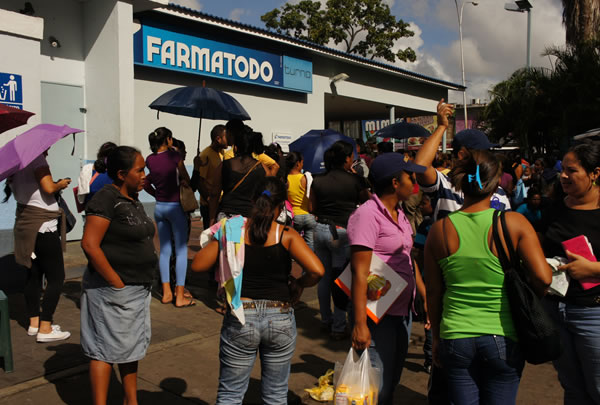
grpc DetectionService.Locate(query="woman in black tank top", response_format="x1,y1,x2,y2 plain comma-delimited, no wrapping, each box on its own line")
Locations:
192,177,324,405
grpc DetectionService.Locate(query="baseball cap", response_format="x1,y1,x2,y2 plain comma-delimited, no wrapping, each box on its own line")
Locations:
451,129,498,151
369,153,426,182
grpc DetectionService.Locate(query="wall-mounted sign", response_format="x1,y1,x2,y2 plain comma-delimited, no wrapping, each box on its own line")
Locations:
272,132,293,152
0,72,23,108
134,22,312,93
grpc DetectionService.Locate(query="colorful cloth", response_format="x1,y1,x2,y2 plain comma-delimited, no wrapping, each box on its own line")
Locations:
200,215,248,324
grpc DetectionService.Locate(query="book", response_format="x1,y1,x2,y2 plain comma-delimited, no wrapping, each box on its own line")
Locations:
561,235,599,290
335,253,408,324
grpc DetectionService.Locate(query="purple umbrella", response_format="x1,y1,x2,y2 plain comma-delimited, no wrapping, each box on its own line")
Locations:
0,124,83,182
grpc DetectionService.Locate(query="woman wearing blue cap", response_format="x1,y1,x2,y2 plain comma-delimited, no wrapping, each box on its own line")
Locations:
348,152,428,405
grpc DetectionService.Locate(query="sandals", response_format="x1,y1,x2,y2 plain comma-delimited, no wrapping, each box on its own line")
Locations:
174,298,196,308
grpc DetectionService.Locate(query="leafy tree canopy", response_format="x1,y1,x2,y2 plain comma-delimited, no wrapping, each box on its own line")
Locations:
261,0,416,63
482,40,600,155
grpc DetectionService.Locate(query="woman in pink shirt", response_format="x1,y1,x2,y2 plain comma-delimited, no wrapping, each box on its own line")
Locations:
348,153,427,405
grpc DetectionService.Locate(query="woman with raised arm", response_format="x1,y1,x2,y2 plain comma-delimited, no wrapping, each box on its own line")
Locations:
425,150,551,405
192,177,324,404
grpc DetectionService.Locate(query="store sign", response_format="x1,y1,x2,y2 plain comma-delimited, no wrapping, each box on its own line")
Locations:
134,23,312,93
0,72,23,108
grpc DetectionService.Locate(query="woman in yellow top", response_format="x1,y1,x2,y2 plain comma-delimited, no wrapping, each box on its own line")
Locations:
286,151,316,250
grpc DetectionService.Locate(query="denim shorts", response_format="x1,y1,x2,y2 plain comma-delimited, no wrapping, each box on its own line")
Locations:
80,269,151,364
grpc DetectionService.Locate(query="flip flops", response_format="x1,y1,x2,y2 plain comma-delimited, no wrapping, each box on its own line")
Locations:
174,299,196,308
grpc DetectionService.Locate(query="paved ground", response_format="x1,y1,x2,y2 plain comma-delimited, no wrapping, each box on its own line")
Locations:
0,218,564,404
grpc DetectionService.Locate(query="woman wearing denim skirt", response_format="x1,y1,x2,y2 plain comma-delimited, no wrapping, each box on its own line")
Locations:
425,150,551,405
81,146,158,405
192,177,324,404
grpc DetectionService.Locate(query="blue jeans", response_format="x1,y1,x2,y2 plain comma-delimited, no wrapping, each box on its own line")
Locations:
292,213,316,251
544,300,600,405
216,301,297,405
314,222,349,333
441,335,524,405
154,202,189,286
368,314,412,405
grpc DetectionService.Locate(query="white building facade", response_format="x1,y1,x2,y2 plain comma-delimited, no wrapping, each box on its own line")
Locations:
0,0,462,250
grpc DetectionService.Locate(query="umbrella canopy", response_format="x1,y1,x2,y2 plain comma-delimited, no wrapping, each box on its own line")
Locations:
374,121,431,140
148,86,251,154
0,124,83,182
149,86,250,120
0,103,35,134
289,129,357,174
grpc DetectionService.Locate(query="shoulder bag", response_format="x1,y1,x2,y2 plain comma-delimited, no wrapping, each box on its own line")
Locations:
491,210,562,364
180,182,199,213
229,160,261,194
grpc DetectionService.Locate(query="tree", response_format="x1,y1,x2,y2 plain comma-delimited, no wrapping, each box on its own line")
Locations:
261,0,416,63
482,40,600,154
561,0,600,45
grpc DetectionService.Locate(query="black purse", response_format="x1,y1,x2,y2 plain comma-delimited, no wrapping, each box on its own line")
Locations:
491,210,562,364
56,192,77,233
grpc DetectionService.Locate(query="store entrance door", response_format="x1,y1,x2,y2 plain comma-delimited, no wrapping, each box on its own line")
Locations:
41,82,85,240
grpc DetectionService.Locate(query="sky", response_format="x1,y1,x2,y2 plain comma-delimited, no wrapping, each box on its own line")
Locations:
170,0,566,104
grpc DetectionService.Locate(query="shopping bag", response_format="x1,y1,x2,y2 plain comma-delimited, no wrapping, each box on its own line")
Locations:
334,348,380,405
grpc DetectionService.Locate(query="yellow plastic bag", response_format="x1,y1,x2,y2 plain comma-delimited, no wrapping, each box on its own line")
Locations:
304,369,335,401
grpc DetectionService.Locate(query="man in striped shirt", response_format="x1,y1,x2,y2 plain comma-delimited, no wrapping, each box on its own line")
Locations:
415,100,511,222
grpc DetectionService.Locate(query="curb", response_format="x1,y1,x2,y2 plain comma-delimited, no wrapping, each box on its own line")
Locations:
0,332,207,400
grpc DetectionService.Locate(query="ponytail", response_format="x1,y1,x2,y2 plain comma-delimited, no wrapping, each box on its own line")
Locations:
248,177,287,245
94,141,117,173
449,149,501,198
148,127,172,154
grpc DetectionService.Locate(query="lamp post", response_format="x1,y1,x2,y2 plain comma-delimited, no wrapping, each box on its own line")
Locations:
455,0,478,130
504,0,532,68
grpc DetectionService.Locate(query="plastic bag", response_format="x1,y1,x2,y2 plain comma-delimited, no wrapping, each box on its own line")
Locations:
334,348,380,405
304,369,335,401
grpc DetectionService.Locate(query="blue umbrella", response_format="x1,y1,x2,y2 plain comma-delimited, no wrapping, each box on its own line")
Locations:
374,121,431,140
289,129,357,174
149,86,251,154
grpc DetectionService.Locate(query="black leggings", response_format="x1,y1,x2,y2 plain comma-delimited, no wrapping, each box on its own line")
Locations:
24,231,65,322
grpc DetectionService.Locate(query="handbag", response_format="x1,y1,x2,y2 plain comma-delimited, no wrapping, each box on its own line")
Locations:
56,192,77,233
491,210,562,364
180,182,199,213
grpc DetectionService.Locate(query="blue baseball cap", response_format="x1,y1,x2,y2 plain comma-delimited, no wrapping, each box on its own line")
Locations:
369,153,426,182
451,129,498,151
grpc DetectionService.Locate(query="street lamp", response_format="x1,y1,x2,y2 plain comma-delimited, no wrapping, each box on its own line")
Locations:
455,0,478,130
504,0,532,68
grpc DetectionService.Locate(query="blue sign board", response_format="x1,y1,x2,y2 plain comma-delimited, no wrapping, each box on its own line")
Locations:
134,22,312,93
0,72,23,108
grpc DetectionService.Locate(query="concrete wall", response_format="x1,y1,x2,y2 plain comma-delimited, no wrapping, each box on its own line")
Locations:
133,68,325,166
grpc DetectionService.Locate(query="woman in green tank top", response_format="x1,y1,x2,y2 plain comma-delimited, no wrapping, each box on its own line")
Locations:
425,150,551,405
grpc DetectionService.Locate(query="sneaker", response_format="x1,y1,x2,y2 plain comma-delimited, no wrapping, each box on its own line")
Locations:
28,324,60,336
424,361,432,374
37,328,71,343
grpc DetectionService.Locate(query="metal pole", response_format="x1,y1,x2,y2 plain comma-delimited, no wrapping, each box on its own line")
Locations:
526,8,531,68
389,106,395,150
456,1,468,130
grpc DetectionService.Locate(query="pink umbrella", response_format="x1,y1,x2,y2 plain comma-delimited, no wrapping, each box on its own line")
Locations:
0,103,35,134
0,124,83,182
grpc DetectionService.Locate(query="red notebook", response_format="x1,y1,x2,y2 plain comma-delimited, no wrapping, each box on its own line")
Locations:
561,235,599,290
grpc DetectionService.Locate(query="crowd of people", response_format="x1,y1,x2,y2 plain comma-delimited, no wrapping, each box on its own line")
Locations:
3,98,600,405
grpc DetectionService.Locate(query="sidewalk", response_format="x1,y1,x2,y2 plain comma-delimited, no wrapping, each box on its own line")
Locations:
0,219,563,404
